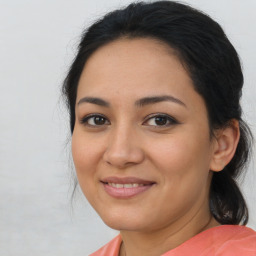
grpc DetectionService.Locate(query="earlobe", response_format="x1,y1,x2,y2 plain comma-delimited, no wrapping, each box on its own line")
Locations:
210,119,240,172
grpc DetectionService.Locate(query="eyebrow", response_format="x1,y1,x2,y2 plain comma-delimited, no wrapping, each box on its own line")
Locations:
77,97,110,107
135,95,187,108
77,95,186,108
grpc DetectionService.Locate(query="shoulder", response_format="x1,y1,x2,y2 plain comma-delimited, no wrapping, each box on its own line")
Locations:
165,225,256,256
209,225,256,256
89,234,122,256
206,225,256,244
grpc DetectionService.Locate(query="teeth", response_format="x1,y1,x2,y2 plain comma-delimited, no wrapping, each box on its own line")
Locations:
108,183,144,188
124,184,133,188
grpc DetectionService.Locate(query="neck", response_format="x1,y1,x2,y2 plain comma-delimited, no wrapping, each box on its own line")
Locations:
119,209,219,256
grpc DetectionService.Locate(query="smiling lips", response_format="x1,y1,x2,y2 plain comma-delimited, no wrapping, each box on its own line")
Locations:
101,176,155,198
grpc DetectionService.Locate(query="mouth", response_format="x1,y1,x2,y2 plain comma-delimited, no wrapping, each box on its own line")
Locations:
106,183,146,188
100,177,156,199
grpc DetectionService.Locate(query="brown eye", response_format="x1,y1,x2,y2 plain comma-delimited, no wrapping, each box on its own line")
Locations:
92,116,106,125
144,114,177,127
154,116,168,125
80,114,110,126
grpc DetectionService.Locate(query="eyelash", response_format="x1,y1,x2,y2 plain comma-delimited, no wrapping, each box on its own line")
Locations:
143,113,178,127
79,113,178,128
80,114,110,127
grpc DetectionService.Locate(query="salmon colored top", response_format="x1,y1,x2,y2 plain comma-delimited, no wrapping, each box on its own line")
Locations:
89,225,256,256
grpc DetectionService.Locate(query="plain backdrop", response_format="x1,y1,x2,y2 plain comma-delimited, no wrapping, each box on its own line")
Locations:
0,0,255,255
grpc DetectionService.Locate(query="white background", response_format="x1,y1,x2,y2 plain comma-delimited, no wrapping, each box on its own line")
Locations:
0,0,255,255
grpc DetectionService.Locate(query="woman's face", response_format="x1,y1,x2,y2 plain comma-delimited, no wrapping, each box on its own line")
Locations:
72,38,217,232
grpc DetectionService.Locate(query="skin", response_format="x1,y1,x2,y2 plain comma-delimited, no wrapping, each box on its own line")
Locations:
72,38,239,256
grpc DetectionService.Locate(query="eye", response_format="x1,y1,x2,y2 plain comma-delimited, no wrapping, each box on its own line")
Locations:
80,114,110,127
143,114,178,127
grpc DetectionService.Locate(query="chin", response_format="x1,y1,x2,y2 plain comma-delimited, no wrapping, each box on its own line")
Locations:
100,211,147,231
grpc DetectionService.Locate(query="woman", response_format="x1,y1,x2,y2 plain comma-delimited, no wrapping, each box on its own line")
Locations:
62,1,256,255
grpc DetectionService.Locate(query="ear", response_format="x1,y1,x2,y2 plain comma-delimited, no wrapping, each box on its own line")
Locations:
210,119,240,172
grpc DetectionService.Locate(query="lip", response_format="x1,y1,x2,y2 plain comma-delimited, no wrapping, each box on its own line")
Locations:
101,176,155,185
101,176,156,199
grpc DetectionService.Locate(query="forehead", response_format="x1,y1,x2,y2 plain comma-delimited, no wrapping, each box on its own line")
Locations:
77,38,204,112
80,37,179,75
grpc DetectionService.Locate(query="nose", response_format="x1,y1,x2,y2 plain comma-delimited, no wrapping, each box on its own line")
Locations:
103,125,145,169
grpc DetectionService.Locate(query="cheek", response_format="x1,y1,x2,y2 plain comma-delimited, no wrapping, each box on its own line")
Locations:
72,129,102,170
72,135,89,174
148,135,212,212
149,132,212,180
71,132,107,212
71,130,103,194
